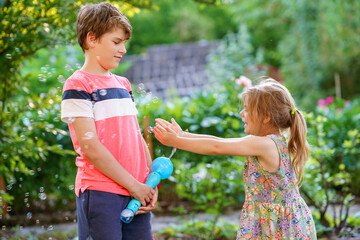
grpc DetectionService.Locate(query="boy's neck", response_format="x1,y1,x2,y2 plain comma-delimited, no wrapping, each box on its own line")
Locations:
81,55,111,77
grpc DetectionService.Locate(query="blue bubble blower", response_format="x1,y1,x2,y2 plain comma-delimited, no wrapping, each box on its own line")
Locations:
120,148,175,223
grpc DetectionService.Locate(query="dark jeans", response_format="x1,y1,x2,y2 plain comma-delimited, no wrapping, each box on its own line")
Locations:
76,190,153,240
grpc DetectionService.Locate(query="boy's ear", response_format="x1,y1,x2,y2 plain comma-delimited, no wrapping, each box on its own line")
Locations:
86,32,97,48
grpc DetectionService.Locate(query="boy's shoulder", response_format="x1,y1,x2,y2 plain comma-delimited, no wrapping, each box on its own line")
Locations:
63,71,131,92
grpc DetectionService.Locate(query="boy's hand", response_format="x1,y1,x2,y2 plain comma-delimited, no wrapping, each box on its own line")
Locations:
136,187,158,215
129,182,155,206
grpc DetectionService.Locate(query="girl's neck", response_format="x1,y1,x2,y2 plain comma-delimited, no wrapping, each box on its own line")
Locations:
258,125,281,136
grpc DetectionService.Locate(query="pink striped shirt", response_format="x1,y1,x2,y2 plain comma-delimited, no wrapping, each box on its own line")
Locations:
61,70,149,197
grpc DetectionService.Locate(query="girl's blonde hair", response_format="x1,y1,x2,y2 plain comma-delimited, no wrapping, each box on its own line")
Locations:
242,78,310,186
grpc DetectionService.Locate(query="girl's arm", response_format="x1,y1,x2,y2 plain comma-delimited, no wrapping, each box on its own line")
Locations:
155,118,221,140
153,123,273,157
154,118,279,171
72,117,155,206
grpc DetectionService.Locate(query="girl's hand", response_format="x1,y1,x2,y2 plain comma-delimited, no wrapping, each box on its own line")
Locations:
155,118,183,136
153,122,178,147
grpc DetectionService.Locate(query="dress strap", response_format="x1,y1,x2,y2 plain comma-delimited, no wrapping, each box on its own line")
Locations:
267,134,286,170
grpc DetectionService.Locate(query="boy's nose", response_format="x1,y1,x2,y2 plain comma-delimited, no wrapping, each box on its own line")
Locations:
119,44,126,54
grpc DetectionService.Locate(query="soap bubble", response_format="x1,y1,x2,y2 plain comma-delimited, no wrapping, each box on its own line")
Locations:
38,193,47,200
57,75,65,83
99,89,107,96
82,132,94,140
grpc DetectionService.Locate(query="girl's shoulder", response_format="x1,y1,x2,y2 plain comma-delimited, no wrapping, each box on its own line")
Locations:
267,134,290,163
267,134,287,148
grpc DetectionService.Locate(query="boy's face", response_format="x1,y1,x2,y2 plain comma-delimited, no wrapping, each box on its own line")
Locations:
92,27,127,71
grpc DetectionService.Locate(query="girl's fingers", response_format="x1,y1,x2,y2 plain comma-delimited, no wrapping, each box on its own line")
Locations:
155,118,170,127
166,126,177,134
155,125,166,133
171,118,179,127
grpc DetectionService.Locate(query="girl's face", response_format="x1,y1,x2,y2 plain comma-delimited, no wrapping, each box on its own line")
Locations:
240,103,258,135
240,103,278,136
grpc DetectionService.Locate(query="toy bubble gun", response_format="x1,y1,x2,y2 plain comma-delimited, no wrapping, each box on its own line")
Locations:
120,148,175,223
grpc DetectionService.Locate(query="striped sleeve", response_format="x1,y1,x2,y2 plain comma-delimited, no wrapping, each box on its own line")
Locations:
61,79,93,123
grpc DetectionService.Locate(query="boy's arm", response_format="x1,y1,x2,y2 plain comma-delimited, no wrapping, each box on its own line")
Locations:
136,136,158,214
141,136,153,169
72,117,155,206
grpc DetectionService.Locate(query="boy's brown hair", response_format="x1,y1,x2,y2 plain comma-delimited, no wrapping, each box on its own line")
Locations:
76,2,132,52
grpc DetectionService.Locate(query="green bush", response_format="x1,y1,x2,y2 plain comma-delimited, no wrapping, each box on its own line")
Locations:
157,219,238,240
0,89,76,216
303,97,360,237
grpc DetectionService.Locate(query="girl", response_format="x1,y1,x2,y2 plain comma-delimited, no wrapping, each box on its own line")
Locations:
153,78,317,239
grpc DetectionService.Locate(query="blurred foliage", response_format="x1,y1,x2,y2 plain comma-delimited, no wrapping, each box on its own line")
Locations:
158,219,238,240
229,0,360,109
128,0,237,54
206,24,266,84
303,98,360,237
0,88,77,218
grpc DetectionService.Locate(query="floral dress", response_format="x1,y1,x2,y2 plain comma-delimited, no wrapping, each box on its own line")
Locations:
236,134,316,240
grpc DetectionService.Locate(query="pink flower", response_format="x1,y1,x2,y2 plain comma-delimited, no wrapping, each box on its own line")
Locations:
235,76,252,88
325,96,334,104
317,99,327,107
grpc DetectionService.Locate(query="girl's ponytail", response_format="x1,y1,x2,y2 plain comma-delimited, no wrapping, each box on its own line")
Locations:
288,109,310,186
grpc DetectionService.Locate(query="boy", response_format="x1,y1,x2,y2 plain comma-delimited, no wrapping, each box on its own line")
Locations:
61,2,157,239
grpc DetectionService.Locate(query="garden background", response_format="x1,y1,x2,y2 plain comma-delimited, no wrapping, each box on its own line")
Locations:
1,0,360,239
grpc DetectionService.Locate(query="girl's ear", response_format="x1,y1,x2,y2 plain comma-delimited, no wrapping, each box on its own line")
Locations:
86,32,97,48
263,114,271,124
